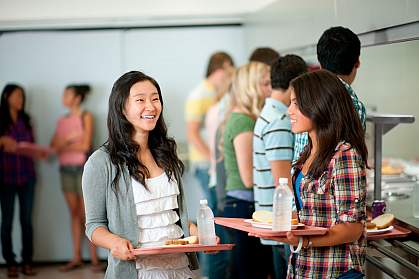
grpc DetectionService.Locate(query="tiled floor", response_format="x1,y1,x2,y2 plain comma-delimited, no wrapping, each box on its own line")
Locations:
0,264,105,279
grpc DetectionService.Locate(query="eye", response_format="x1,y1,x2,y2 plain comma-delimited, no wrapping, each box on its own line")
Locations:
152,97,160,102
136,98,144,102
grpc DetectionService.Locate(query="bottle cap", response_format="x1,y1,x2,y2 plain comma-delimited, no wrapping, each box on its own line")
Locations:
200,199,208,205
278,178,288,185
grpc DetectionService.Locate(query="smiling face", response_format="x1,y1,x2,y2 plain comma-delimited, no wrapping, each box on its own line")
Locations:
124,80,162,135
288,88,313,134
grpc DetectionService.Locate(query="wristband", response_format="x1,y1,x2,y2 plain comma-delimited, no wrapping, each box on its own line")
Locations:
289,237,303,254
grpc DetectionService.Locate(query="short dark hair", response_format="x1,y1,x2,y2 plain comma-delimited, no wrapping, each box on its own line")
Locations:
249,47,280,66
317,26,361,75
270,55,307,90
206,52,234,78
66,84,91,103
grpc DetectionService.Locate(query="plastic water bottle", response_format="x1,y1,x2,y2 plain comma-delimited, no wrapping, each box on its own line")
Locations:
272,178,293,231
197,199,216,245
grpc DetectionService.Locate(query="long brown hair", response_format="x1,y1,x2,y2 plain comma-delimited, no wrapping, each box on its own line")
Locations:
292,70,368,178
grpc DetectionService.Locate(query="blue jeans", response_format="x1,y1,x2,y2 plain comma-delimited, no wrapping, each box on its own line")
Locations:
338,269,364,279
0,181,35,266
194,168,216,213
223,196,272,279
272,244,290,279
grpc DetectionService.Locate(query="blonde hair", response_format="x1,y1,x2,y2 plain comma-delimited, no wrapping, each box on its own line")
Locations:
229,62,269,120
218,62,270,157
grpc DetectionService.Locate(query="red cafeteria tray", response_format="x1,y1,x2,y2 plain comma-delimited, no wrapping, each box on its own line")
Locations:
133,243,234,256
367,225,411,241
215,217,328,237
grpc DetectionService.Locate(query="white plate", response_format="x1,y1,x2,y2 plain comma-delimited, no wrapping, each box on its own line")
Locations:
367,225,394,234
244,219,304,229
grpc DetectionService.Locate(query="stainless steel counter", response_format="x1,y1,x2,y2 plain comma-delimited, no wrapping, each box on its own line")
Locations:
387,195,419,235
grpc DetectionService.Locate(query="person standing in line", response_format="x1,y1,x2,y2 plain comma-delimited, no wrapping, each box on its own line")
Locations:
82,71,199,278
50,84,102,272
220,62,272,279
0,84,42,277
185,51,235,213
293,26,366,162
253,55,307,279
254,70,367,278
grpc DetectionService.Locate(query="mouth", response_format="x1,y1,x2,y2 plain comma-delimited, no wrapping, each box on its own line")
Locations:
140,115,156,120
290,119,296,124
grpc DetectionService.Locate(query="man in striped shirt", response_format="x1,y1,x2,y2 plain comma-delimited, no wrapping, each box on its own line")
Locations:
253,55,307,279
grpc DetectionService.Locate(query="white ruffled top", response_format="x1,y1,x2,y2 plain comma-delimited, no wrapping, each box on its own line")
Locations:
132,172,194,279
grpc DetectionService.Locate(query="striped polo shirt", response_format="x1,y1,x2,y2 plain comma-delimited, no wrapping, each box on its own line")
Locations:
253,98,294,211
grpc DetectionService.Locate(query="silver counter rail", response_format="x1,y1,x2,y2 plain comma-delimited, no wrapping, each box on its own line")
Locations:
365,112,418,279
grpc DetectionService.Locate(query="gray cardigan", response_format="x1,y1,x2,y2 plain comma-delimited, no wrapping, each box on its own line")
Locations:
82,148,198,279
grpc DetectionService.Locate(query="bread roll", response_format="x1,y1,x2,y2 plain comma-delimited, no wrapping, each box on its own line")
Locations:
371,213,394,229
183,236,199,244
252,210,273,223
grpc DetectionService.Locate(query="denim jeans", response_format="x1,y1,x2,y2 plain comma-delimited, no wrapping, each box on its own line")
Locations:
223,196,272,279
194,167,216,213
0,181,35,266
338,269,364,279
272,244,290,279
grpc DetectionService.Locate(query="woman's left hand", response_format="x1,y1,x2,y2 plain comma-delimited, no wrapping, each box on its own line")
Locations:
249,231,300,246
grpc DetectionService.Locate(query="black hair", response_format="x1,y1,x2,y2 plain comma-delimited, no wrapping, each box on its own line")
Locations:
0,84,31,135
291,70,368,178
249,47,280,66
66,84,91,103
270,54,307,90
105,71,184,194
317,26,361,75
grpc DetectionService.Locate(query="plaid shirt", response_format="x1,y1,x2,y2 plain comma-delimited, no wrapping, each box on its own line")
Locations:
293,80,366,163
289,142,367,278
0,117,36,186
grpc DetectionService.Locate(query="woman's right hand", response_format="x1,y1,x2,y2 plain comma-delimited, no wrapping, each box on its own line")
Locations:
110,237,136,261
1,136,17,152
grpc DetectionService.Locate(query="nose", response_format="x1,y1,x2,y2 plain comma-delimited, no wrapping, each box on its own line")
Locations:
144,99,155,111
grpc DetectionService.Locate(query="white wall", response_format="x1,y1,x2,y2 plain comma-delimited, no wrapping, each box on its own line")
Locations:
0,26,245,263
354,40,419,159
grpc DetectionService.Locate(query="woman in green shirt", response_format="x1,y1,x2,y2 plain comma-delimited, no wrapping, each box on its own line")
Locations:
221,62,272,279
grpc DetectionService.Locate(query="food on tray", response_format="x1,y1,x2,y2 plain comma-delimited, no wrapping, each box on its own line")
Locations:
165,239,189,245
366,222,377,230
165,236,199,246
371,213,394,229
291,219,299,225
183,235,199,244
381,165,403,175
252,210,272,223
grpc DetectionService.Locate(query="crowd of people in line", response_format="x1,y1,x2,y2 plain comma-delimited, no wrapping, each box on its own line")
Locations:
0,25,367,279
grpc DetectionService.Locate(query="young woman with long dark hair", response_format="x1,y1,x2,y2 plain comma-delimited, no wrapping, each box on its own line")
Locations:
255,70,367,278
0,84,38,277
82,71,198,278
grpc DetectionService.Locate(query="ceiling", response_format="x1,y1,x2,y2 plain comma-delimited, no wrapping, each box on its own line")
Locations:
0,0,276,30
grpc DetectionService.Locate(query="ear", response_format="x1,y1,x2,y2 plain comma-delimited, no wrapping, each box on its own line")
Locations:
354,59,360,69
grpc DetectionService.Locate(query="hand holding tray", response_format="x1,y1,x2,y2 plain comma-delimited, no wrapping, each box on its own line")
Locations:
215,217,328,237
133,243,234,256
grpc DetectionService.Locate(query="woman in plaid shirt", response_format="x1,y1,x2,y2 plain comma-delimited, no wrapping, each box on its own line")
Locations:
258,70,368,278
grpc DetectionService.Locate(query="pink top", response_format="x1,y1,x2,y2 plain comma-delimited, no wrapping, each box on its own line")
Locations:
55,114,86,166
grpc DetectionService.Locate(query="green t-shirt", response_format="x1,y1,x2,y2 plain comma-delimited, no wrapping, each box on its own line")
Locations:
223,112,255,192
